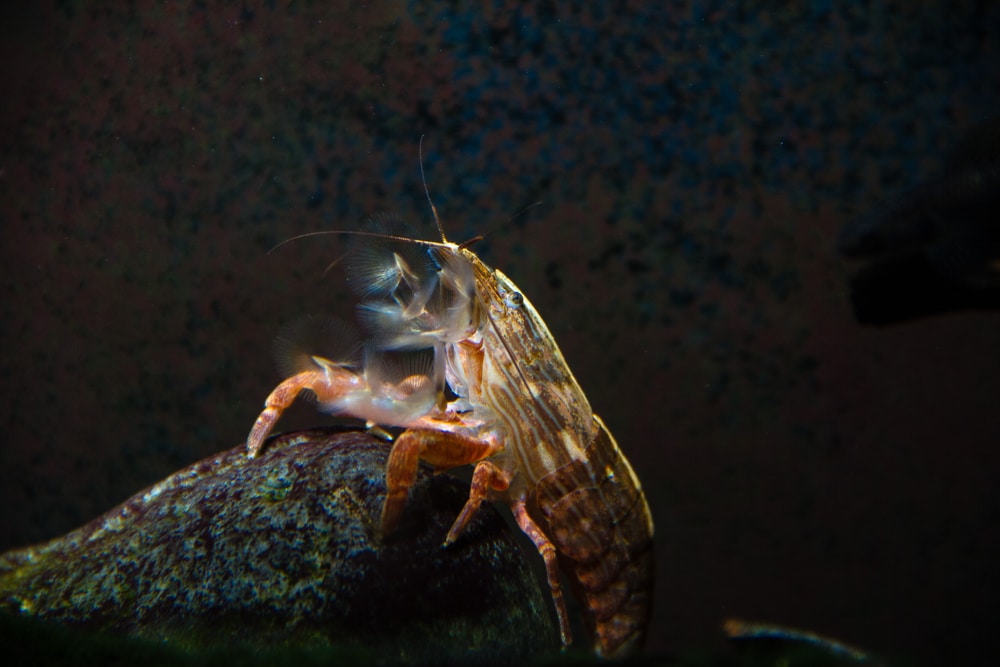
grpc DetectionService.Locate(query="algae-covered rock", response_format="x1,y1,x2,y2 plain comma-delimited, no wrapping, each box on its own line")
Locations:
0,428,558,664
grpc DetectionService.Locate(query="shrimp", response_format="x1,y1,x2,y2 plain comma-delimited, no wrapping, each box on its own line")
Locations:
245,162,654,657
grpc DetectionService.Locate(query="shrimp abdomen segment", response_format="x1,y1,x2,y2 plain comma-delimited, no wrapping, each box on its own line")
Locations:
533,415,654,658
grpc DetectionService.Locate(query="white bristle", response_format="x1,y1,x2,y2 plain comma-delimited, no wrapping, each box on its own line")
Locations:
272,315,363,381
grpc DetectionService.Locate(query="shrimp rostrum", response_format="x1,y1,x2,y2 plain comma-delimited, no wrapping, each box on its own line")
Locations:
246,209,655,657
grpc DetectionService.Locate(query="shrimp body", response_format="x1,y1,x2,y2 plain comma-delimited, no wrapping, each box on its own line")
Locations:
456,255,654,655
247,221,654,657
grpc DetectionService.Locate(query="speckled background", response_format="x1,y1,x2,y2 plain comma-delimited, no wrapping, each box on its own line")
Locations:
1,1,998,664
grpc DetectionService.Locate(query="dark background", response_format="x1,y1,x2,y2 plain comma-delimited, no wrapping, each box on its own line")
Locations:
1,2,998,664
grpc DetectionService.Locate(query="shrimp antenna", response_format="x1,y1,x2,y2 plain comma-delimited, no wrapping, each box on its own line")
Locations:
454,199,543,252
509,200,543,224
419,135,448,244
266,229,449,255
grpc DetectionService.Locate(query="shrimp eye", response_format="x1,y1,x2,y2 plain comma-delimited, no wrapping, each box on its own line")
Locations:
504,291,524,308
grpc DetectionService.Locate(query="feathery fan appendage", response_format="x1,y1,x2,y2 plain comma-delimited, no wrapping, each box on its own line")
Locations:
344,214,437,299
272,315,364,381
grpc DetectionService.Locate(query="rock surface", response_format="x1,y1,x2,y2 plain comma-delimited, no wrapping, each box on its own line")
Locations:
0,428,558,664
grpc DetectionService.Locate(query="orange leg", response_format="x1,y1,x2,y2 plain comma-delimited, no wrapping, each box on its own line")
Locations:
444,460,512,545
246,363,361,458
513,499,573,648
381,429,500,535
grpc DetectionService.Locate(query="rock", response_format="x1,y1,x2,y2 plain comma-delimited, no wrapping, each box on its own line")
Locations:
0,428,559,664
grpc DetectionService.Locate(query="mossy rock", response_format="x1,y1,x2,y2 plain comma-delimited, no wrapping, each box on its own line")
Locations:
0,428,558,665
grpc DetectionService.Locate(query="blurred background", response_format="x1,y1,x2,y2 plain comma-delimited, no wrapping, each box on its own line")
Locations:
1,2,998,664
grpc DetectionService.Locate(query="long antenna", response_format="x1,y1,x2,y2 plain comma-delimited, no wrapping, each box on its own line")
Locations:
266,229,449,255
419,135,448,243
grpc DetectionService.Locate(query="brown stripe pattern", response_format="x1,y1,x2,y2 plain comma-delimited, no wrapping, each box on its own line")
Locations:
533,417,654,657
461,251,654,657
